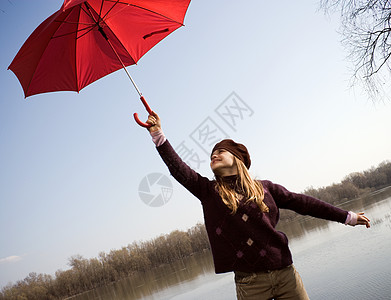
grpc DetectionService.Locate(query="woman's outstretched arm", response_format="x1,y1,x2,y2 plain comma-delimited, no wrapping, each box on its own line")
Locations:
265,180,371,228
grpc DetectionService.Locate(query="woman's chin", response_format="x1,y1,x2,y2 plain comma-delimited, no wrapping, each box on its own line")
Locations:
211,167,222,177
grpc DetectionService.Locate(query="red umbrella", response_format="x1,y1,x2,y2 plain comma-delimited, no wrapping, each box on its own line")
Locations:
8,0,190,127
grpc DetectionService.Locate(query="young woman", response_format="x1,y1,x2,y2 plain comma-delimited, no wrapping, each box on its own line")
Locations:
144,111,370,300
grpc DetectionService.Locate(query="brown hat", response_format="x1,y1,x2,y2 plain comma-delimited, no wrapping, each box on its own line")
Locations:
211,139,251,169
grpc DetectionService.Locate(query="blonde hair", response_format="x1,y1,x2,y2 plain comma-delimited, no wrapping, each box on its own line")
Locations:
215,156,269,214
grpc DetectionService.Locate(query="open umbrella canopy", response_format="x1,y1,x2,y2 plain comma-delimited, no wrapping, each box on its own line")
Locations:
8,0,190,98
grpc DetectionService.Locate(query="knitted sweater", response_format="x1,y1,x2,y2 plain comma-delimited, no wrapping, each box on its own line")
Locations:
156,139,348,274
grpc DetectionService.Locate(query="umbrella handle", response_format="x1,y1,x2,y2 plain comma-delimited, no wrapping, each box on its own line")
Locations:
133,96,153,128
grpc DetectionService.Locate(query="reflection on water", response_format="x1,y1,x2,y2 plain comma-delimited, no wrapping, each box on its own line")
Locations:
293,191,391,300
71,187,391,300
69,252,218,300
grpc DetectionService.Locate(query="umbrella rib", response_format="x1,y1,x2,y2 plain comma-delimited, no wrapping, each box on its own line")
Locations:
54,20,94,26
99,0,104,19
100,0,120,22
51,6,97,40
80,4,96,23
52,24,95,39
82,0,119,29
85,3,137,65
75,26,96,40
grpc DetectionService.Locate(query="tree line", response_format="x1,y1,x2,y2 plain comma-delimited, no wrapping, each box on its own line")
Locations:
306,160,391,204
1,161,390,299
0,224,210,300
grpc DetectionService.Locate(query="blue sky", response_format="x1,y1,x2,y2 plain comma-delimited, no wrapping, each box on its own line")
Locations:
1,0,391,288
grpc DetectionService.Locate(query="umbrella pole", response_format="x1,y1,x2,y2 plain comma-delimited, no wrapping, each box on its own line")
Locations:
105,39,142,97
104,37,153,127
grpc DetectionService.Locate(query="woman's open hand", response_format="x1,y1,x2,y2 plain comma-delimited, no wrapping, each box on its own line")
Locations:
356,212,371,228
348,212,371,228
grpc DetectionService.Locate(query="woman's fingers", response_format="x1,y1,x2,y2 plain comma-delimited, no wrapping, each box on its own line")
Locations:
147,115,157,125
357,212,371,228
146,112,161,132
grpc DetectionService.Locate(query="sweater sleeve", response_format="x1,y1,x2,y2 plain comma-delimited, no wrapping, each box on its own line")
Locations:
155,139,214,202
264,180,348,224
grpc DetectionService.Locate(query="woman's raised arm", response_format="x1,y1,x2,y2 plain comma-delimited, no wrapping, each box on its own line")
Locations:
144,111,213,202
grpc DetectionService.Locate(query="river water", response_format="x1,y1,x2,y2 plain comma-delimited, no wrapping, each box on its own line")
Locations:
71,188,391,300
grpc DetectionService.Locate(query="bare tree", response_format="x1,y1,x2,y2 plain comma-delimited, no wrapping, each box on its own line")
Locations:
320,0,391,101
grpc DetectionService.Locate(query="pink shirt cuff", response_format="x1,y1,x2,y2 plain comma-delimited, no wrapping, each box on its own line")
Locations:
345,211,358,226
150,129,166,147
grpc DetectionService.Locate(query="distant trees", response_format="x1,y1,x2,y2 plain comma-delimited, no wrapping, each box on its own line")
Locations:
305,160,391,202
0,223,210,300
0,273,55,300
1,161,390,299
303,181,360,206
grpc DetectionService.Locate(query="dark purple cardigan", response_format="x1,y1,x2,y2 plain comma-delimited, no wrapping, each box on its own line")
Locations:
157,140,348,274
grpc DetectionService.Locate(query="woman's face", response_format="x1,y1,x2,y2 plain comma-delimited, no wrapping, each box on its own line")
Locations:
210,149,238,177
